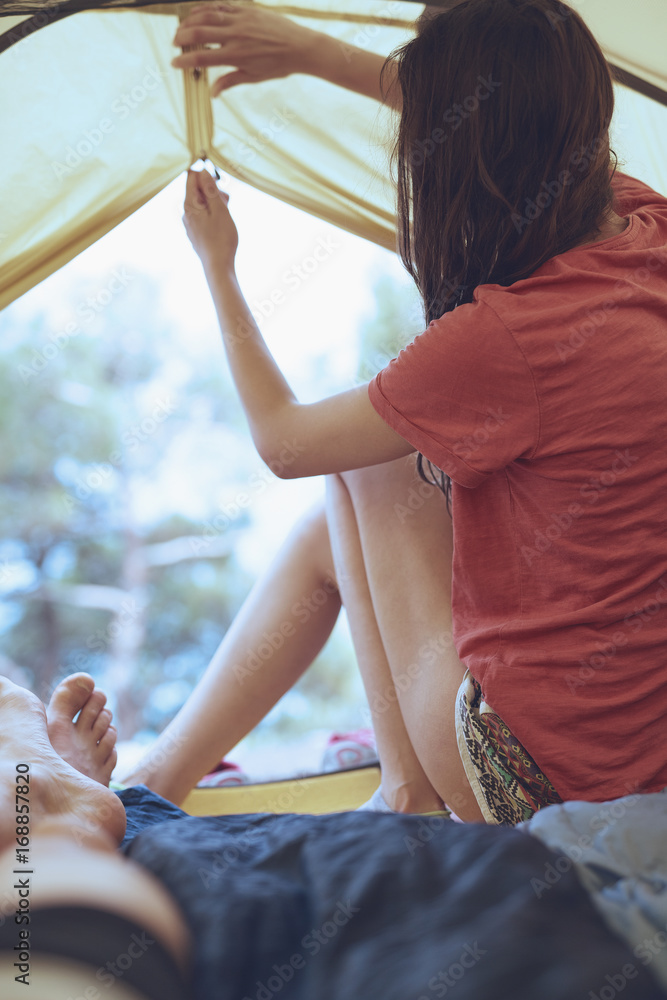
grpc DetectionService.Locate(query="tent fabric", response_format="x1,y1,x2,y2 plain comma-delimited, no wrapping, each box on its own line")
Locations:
181,764,382,816
1,0,666,311
0,0,415,310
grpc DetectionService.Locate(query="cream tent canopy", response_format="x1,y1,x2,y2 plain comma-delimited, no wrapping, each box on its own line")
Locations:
1,0,666,311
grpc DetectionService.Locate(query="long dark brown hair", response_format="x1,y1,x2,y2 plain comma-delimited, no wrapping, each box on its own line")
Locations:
380,0,618,507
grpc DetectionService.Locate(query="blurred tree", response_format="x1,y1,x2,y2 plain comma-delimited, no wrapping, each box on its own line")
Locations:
355,270,424,382
0,272,251,736
0,263,421,757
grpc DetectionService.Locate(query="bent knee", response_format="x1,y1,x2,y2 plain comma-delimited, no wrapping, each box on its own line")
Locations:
336,454,419,494
295,500,338,588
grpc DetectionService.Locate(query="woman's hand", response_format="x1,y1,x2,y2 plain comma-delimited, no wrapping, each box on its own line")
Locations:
172,3,319,97
182,169,238,273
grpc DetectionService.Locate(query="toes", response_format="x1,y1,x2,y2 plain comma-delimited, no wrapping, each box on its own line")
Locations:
92,708,113,742
105,746,118,777
101,744,118,786
76,689,108,731
98,725,117,756
47,673,95,722
98,727,117,763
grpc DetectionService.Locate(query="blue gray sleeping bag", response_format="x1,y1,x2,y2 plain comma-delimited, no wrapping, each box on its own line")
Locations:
119,784,667,999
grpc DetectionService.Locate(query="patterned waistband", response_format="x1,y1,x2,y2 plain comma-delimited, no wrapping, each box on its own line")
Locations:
455,670,562,826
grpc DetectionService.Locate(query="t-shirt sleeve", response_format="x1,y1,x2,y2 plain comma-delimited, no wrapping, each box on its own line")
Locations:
612,171,667,217
368,297,540,488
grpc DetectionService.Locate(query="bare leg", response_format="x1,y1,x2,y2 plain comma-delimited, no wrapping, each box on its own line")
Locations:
0,677,190,995
46,672,118,784
326,473,445,814
0,676,126,850
332,456,484,822
123,501,342,804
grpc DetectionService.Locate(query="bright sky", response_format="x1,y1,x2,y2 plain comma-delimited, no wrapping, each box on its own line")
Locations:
7,171,415,574
31,169,411,388
6,80,662,574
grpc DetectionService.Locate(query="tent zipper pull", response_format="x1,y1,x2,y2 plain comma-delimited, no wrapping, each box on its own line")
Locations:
198,156,220,181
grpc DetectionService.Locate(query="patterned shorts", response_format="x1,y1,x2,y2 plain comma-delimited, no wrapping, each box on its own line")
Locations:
455,670,563,826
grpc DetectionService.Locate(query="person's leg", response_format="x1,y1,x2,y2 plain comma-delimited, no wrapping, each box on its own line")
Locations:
331,456,484,822
325,473,446,814
46,672,118,783
0,676,190,998
0,676,127,849
122,501,342,804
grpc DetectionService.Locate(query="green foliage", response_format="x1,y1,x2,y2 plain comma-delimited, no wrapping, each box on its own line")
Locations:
0,272,255,729
356,270,424,381
0,263,418,761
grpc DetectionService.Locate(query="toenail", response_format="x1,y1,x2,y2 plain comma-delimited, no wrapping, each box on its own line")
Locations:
76,678,93,689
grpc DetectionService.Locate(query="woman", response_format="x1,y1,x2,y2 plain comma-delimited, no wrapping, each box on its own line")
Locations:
131,0,667,825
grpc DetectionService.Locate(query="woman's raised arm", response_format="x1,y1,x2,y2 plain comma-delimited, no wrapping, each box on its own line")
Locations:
183,169,414,476
172,2,401,108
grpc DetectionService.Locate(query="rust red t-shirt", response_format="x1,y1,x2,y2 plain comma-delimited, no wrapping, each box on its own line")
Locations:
368,172,667,803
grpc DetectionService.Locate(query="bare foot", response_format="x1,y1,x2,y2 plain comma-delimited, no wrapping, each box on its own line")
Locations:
46,673,118,785
0,676,126,850
380,779,447,814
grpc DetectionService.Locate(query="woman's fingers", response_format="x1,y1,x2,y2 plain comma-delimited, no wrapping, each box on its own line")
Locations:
173,7,240,48
182,168,238,270
172,47,237,69
189,2,236,12
173,9,234,66
175,7,236,34
172,4,311,76
211,70,249,95
171,46,245,69
174,25,233,48
184,169,208,211
184,168,230,211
